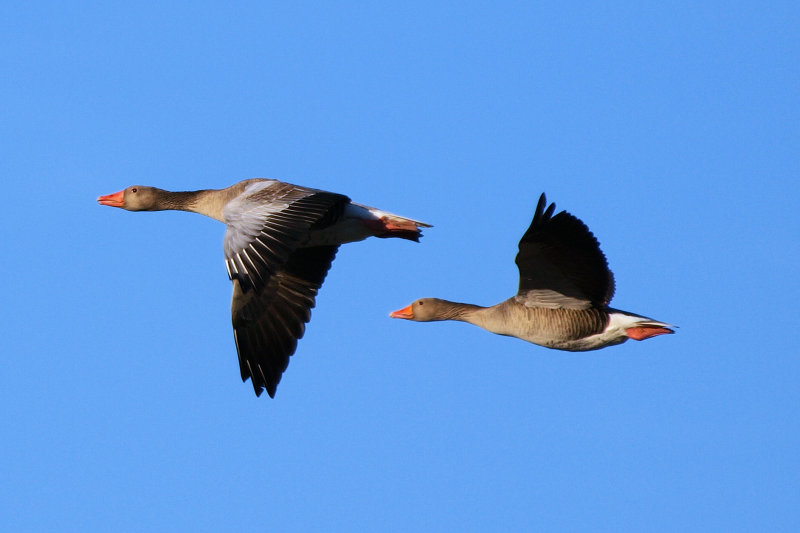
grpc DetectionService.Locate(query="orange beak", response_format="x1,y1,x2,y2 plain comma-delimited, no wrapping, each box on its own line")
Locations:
389,304,414,320
97,190,125,208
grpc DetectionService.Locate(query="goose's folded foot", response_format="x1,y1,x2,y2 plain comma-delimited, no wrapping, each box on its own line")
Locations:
363,216,424,242
625,326,674,341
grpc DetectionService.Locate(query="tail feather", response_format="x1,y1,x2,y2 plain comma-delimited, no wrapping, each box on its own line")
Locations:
355,203,431,242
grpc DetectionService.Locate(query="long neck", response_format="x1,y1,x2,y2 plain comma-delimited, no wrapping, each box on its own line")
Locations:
432,300,486,322
442,299,518,337
154,184,246,222
155,190,206,212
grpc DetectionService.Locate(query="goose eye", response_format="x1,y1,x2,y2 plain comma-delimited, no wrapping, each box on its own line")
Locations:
418,301,424,306
131,187,138,193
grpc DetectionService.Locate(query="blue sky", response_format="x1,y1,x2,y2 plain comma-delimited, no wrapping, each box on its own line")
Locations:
2,1,798,531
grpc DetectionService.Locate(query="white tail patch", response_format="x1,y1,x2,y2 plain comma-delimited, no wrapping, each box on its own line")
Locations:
350,203,432,228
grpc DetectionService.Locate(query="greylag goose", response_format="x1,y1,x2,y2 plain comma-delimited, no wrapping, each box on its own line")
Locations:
98,178,430,397
390,193,672,350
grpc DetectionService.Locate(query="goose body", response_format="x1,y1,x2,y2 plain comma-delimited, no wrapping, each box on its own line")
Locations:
98,178,430,397
390,194,673,351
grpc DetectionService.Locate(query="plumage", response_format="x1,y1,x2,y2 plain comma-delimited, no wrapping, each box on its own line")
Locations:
99,178,430,397
390,193,673,351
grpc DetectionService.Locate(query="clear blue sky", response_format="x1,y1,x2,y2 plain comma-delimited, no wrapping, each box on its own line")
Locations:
2,2,798,531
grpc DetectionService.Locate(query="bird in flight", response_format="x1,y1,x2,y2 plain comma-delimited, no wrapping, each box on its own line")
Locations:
99,178,430,397
390,193,673,350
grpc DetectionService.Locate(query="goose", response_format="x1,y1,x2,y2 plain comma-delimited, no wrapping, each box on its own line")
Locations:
390,193,673,350
98,178,430,397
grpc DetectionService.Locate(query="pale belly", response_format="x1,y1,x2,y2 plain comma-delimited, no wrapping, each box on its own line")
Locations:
522,332,629,352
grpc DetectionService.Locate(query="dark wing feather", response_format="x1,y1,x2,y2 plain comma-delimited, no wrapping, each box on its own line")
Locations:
231,245,339,397
514,193,615,309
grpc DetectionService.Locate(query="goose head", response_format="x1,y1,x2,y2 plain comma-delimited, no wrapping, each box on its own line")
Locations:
98,186,165,211
389,298,460,322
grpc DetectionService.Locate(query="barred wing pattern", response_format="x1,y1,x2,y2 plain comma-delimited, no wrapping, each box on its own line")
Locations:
223,180,349,292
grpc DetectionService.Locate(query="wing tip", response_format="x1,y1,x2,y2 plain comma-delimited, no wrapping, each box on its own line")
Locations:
244,374,278,398
533,193,556,225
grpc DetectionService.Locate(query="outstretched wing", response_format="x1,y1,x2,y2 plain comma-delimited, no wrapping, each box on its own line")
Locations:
514,193,615,309
223,180,349,396
231,245,339,397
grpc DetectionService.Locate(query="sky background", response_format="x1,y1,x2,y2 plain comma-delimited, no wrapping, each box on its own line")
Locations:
2,1,798,531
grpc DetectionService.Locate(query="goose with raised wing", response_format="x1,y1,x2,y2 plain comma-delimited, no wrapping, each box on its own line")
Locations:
98,178,430,397
390,193,672,350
